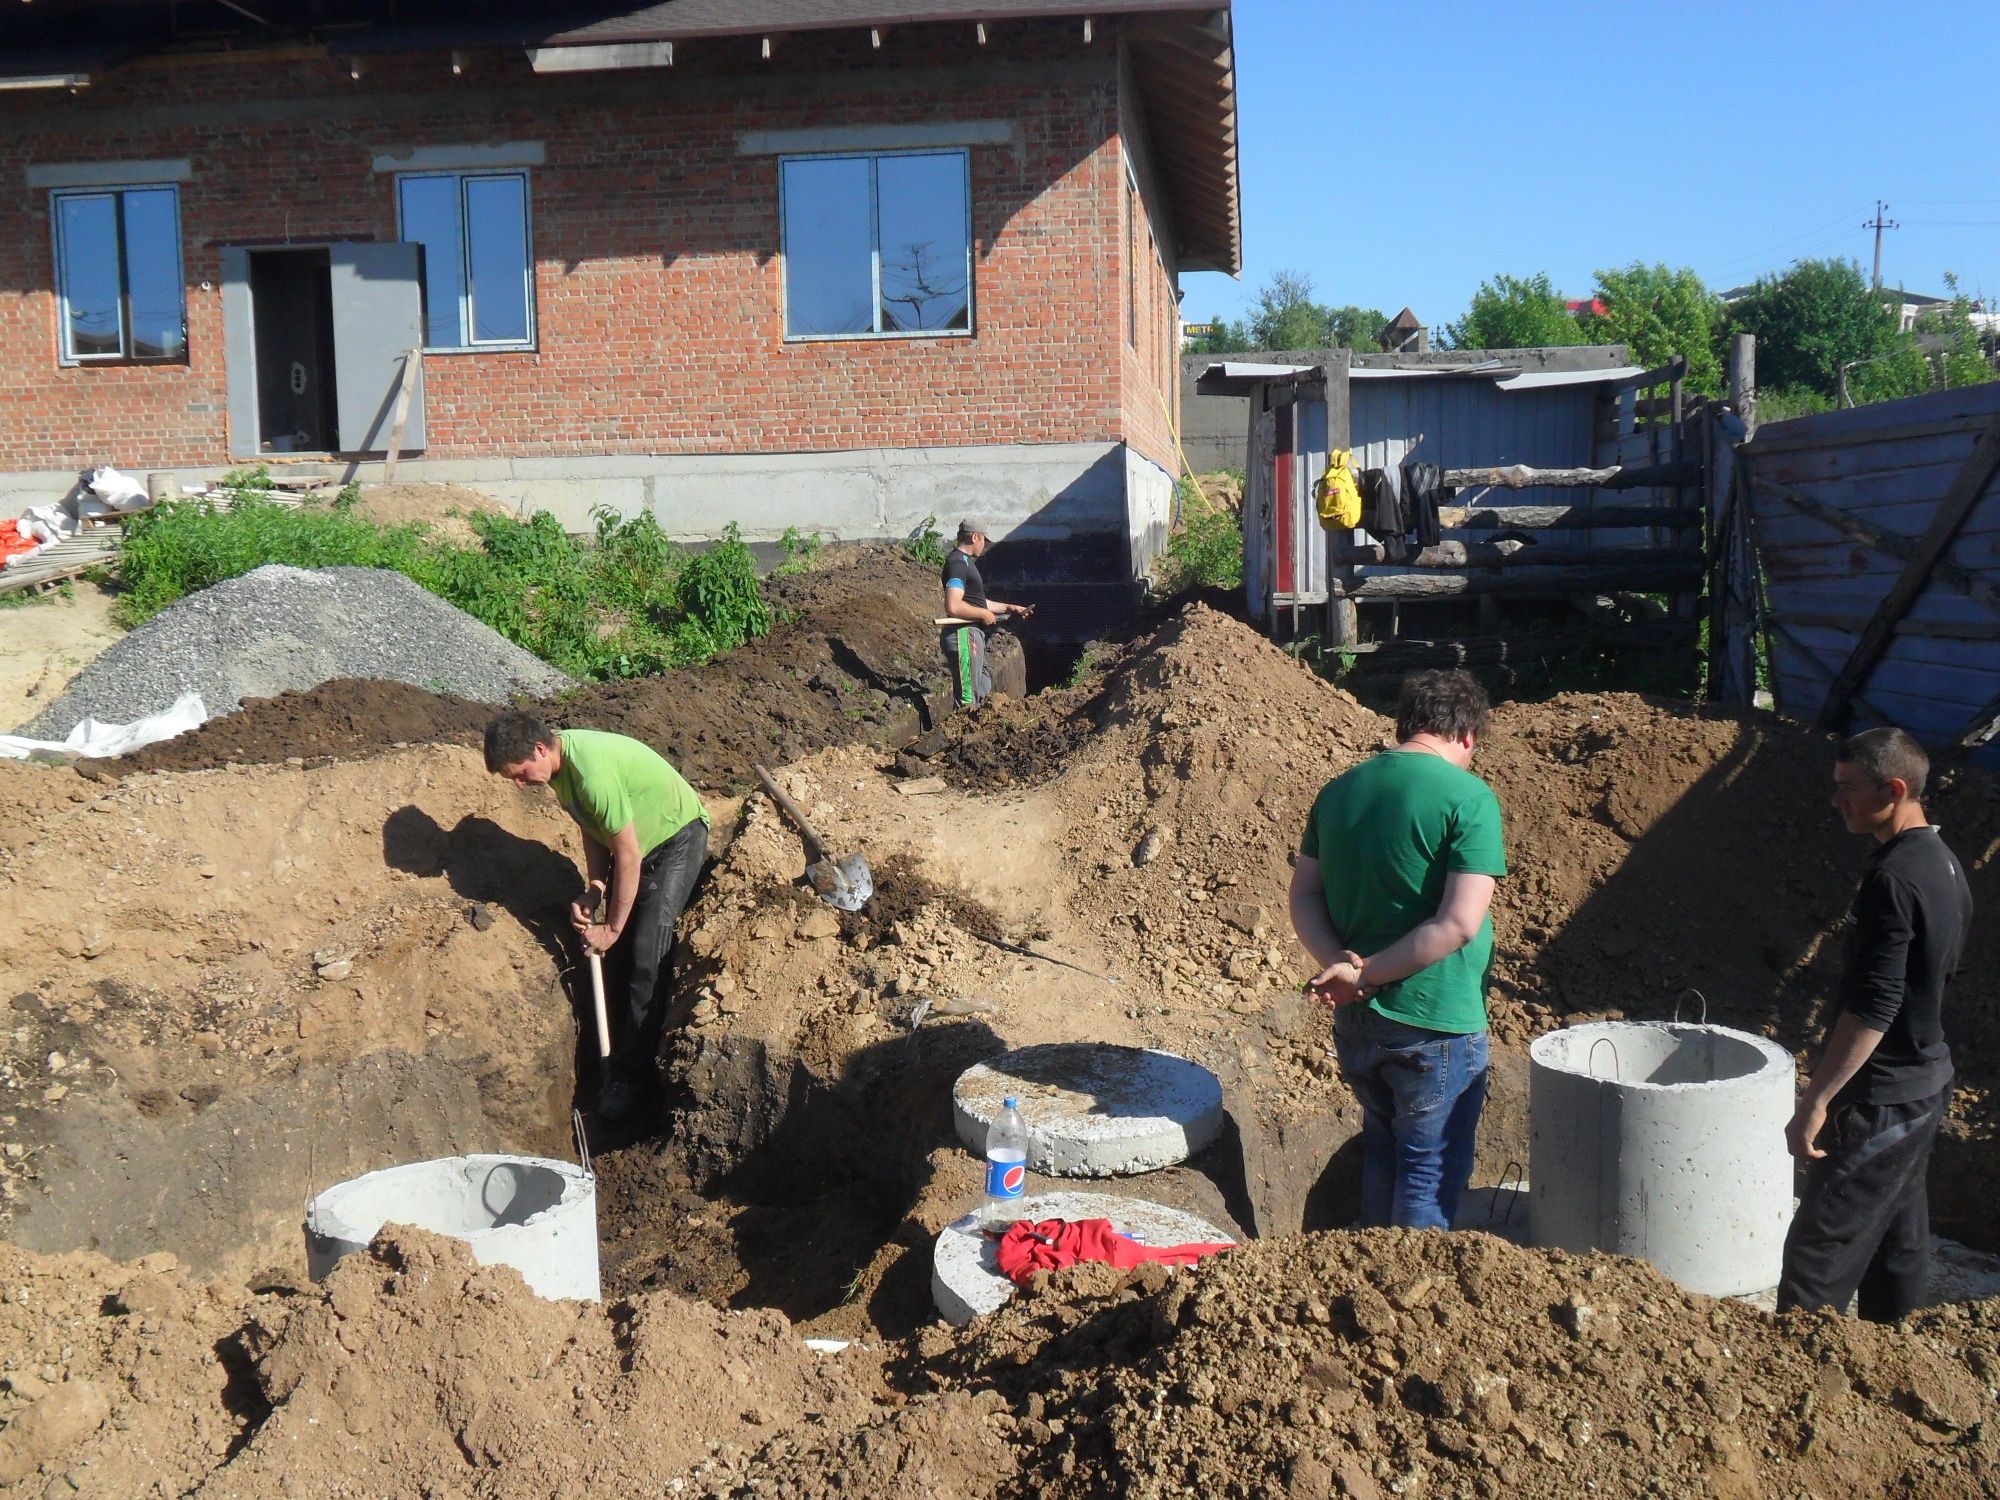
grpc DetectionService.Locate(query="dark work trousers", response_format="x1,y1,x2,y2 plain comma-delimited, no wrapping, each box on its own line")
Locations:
600,818,708,1091
943,624,991,707
1777,1084,1950,1323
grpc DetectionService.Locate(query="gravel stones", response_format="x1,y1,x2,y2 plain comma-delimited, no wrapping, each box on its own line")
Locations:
20,565,572,736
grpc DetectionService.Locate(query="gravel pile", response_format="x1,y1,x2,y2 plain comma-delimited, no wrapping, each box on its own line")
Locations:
19,564,572,736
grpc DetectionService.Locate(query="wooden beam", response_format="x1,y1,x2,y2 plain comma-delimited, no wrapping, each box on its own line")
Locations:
1334,561,1700,600
1743,413,1982,458
1948,686,2000,757
1438,504,1704,531
1815,412,2000,729
1442,460,1698,491
1754,475,2000,615
1772,610,2000,642
1336,621,1693,659
1331,540,1703,569
1767,616,1898,729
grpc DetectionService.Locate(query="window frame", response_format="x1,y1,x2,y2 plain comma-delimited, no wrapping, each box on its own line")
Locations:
778,147,974,343
393,168,537,354
49,182,187,367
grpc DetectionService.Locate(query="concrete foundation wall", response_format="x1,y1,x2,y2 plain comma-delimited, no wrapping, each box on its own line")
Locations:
1124,446,1175,576
0,441,1138,546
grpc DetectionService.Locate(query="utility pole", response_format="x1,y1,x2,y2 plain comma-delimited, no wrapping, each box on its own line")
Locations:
1863,200,1899,291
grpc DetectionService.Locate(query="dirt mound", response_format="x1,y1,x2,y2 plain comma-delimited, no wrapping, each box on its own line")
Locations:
895,1229,2000,1498
324,480,514,548
86,546,949,791
0,745,579,1277
97,677,492,775
557,546,948,793
201,1228,878,1498
0,1241,260,1497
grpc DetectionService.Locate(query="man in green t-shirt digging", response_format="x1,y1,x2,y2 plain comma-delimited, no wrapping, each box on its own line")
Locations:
485,711,710,1128
1288,670,1507,1230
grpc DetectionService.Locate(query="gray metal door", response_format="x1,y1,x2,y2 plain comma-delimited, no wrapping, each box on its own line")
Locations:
330,243,426,454
219,247,260,461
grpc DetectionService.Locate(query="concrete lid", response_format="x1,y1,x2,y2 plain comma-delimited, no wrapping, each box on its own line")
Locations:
952,1044,1225,1178
930,1190,1235,1326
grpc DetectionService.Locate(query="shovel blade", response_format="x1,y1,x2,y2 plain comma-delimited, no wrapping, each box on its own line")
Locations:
806,853,874,912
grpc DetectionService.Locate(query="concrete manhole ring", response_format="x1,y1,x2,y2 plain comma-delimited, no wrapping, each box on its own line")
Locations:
931,1190,1235,1326
952,1043,1225,1177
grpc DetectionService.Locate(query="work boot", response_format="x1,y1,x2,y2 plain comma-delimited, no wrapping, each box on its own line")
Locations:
596,1076,648,1126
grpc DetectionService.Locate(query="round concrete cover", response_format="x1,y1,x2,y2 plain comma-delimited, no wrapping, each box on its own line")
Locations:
953,1044,1225,1177
931,1190,1235,1326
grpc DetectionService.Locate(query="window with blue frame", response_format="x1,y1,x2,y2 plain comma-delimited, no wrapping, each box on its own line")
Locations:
780,150,971,340
51,185,186,364
396,171,535,351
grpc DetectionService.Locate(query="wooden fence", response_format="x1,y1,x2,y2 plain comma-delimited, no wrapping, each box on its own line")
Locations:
1730,380,2000,764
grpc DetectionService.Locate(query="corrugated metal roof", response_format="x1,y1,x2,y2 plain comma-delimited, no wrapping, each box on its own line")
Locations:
1346,363,1644,390
1195,361,1320,395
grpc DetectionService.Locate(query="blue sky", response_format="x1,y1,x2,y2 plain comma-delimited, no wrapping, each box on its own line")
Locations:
1179,0,2000,333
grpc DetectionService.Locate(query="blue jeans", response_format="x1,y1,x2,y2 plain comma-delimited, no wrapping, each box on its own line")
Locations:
1332,1005,1488,1230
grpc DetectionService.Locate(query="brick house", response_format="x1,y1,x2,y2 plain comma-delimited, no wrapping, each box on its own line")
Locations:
0,0,1239,631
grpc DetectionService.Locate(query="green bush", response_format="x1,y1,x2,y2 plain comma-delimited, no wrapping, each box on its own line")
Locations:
115,496,777,679
1158,502,1243,592
904,515,948,568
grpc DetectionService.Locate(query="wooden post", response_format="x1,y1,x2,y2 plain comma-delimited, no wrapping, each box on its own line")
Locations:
382,348,421,483
1728,333,1756,436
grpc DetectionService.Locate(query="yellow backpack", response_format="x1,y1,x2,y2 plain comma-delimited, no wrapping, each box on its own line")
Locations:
1316,449,1362,530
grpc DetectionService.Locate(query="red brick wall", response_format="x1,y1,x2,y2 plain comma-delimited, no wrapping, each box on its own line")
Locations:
0,32,1156,471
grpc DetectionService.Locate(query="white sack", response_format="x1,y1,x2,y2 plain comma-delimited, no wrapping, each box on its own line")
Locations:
0,692,208,761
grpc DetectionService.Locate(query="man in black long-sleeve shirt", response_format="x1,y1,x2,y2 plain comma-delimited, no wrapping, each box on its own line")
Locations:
1778,727,1974,1322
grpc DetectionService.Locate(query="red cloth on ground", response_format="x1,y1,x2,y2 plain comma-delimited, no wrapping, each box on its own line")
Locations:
993,1217,1234,1285
0,521,40,562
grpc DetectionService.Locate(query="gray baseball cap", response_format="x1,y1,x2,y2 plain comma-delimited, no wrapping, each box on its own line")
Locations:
957,516,991,541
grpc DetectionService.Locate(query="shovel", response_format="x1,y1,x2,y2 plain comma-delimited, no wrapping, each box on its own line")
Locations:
583,886,611,1059
754,764,874,912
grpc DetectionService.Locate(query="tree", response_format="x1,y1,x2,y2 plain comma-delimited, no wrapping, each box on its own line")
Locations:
1249,268,1332,350
1326,305,1389,353
1445,273,1588,350
1586,263,1724,396
1723,258,1898,400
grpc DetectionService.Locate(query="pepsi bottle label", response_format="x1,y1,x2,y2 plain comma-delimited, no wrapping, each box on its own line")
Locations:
985,1157,1026,1199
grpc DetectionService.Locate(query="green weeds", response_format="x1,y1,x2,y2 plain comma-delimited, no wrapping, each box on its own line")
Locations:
115,496,776,679
904,515,948,569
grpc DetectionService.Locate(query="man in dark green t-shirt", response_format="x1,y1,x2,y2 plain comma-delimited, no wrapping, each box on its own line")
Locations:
1288,669,1507,1230
485,711,709,1127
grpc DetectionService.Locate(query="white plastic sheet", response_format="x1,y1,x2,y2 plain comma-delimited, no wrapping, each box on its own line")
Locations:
0,692,208,762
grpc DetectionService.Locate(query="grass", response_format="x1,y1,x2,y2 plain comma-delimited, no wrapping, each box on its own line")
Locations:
116,486,775,679
904,515,948,569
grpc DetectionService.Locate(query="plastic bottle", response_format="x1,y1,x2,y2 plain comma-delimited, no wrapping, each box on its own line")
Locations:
983,1096,1029,1221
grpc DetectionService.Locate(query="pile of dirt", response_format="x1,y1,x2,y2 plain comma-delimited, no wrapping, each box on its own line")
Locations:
0,1228,886,1499
318,480,515,549
557,546,948,793
88,546,949,792
0,745,580,1275
875,1228,2000,1498
98,677,493,775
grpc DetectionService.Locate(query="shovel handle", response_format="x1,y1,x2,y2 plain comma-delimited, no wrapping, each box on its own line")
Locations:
753,764,829,863
587,950,611,1059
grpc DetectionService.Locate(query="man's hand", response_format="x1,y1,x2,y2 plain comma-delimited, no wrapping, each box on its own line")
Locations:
1786,1096,1831,1160
579,922,618,957
570,880,606,934
1306,951,1369,1008
1008,603,1034,620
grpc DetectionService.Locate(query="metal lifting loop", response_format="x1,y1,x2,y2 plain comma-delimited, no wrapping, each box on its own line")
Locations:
1587,1036,1621,1081
1674,988,1710,1026
1493,1159,1526,1228
572,1108,594,1178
